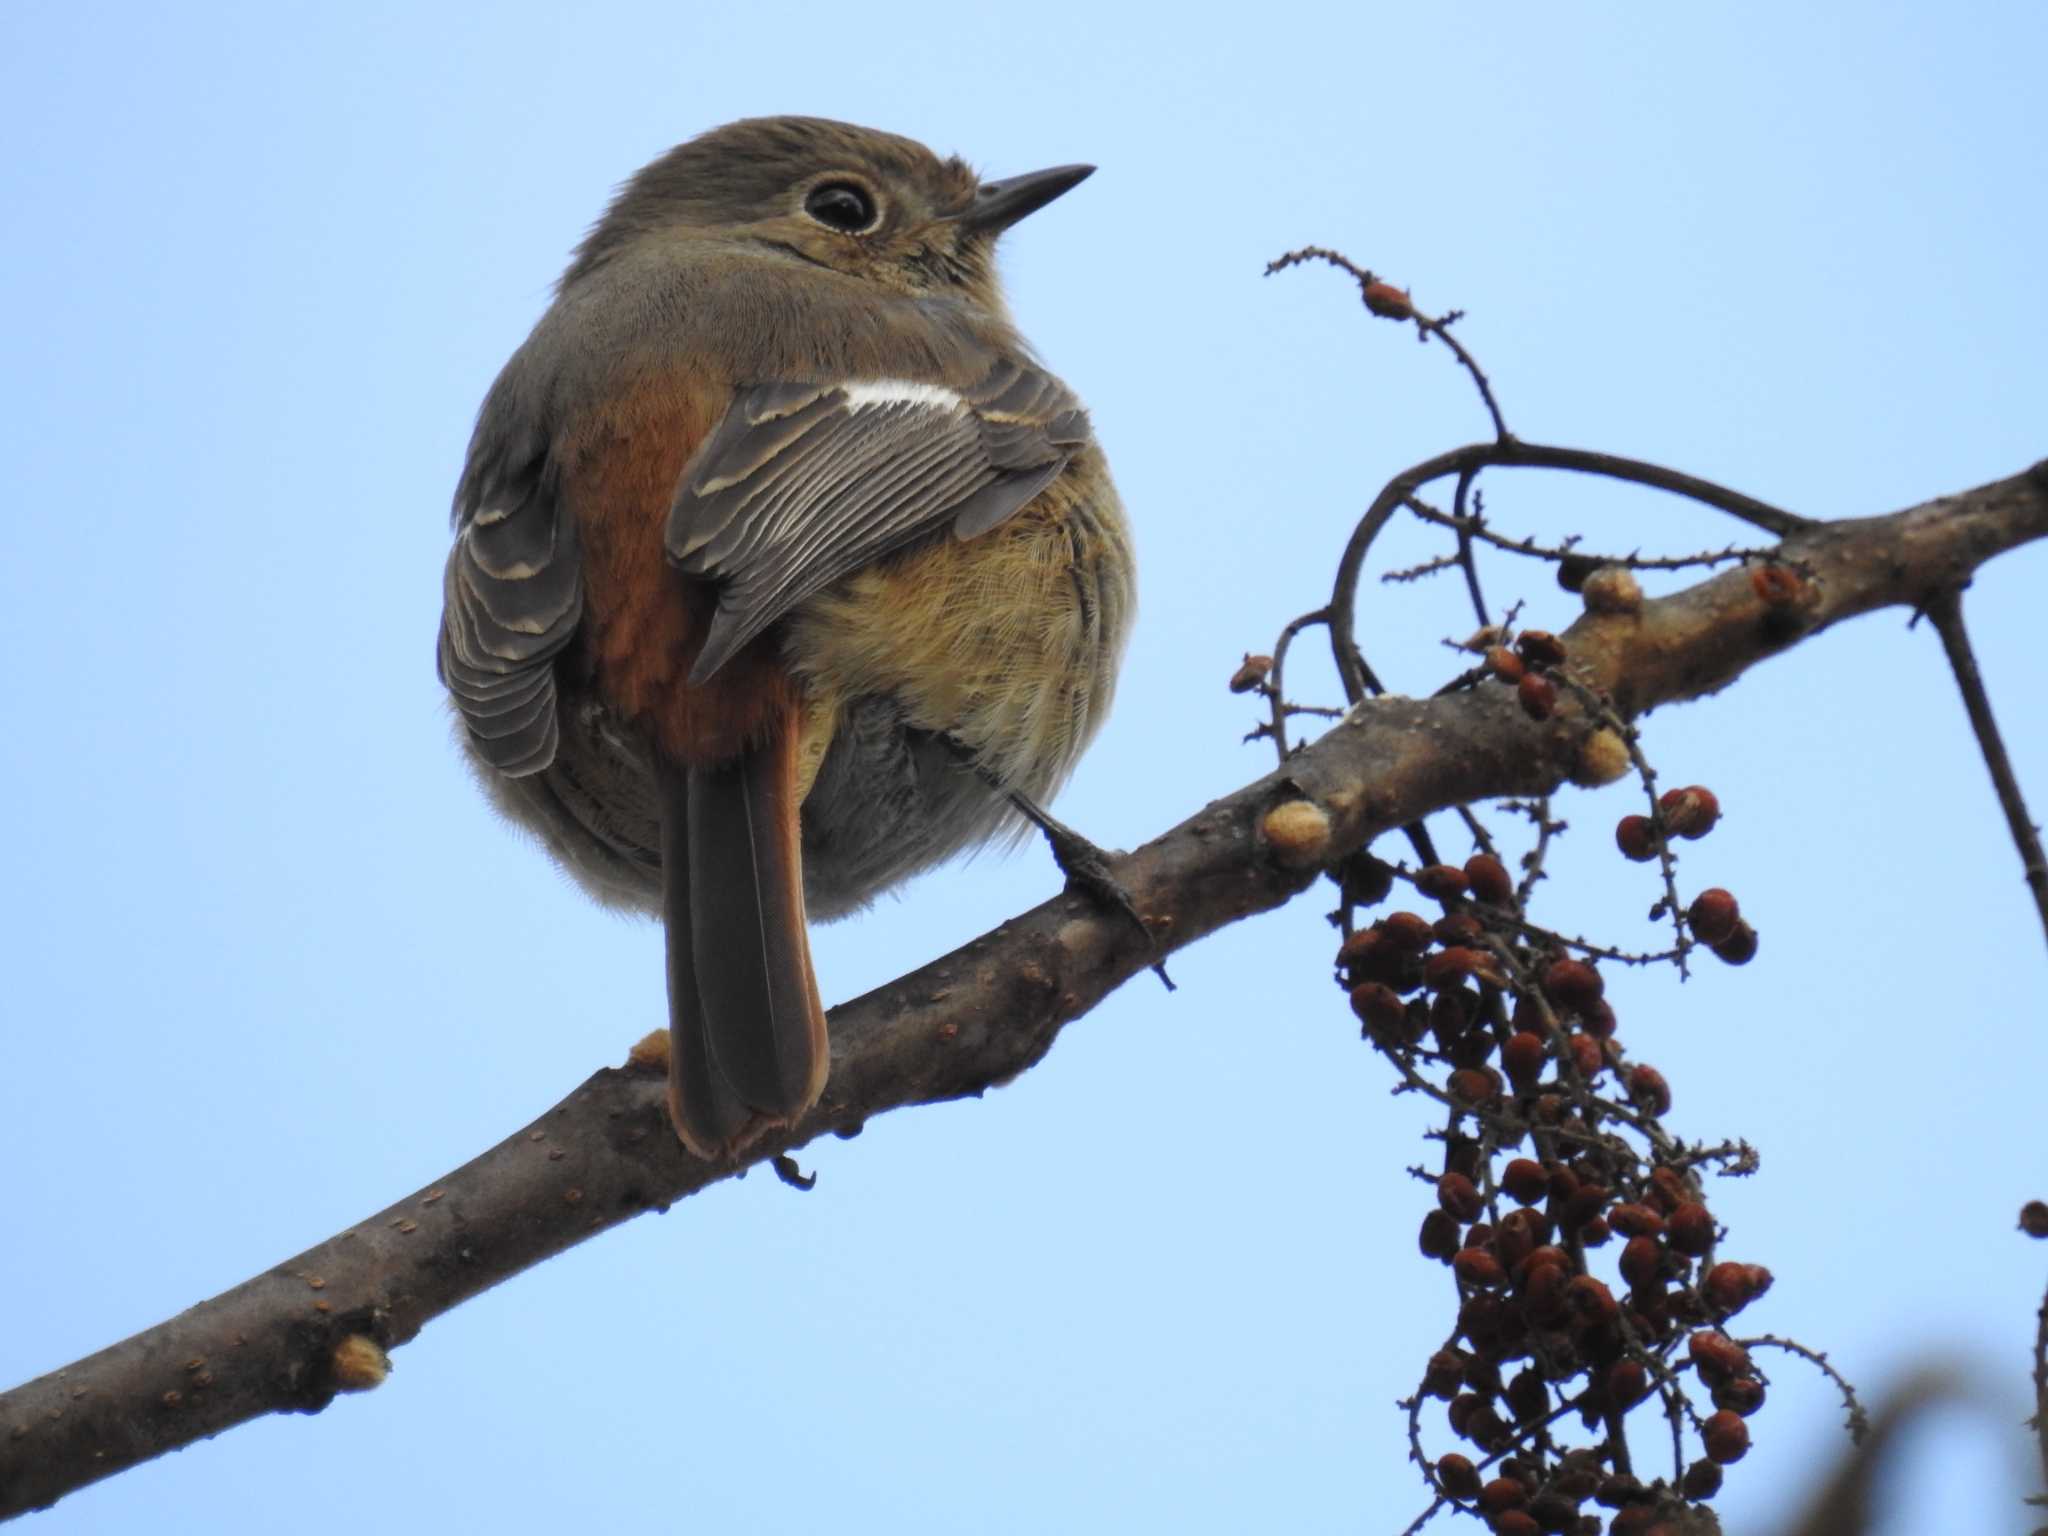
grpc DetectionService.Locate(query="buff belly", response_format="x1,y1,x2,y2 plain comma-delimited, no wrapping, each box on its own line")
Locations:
471,467,1133,922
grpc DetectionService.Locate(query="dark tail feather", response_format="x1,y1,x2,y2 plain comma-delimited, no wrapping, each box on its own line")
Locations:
656,756,753,1160
655,728,828,1158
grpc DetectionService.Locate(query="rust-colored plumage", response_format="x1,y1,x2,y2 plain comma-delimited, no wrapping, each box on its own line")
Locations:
438,118,1131,1158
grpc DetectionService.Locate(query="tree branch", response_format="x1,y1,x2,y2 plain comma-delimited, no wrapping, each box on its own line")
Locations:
3,462,2044,1519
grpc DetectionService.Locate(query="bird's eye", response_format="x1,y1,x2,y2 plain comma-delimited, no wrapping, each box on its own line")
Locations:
803,181,879,234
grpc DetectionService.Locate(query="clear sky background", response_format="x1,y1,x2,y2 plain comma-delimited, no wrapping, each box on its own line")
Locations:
4,4,2044,1533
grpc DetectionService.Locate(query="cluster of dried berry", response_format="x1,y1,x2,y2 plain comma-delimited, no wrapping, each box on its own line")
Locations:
1336,832,1776,1533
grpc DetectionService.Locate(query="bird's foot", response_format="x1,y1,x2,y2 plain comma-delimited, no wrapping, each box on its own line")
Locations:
1006,789,1174,992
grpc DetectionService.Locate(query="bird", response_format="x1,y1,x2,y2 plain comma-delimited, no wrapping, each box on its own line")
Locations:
436,117,1133,1161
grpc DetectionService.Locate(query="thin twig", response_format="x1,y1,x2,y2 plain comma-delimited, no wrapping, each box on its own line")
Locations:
1923,587,2048,953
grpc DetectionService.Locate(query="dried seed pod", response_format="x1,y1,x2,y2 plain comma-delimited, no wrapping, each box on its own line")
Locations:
1502,1031,1548,1090
1517,672,1557,720
1608,1204,1666,1239
1702,1408,1751,1464
1556,553,1600,593
1486,645,1525,683
1501,1158,1550,1206
1572,728,1632,787
1526,1491,1582,1533
1436,1452,1483,1499
1227,653,1273,693
1624,1066,1671,1116
1659,785,1721,839
1439,1172,1487,1222
1489,1511,1540,1536
2022,1200,2048,1238
1686,887,1741,946
1581,565,1644,615
1420,1209,1462,1262
1542,958,1604,1010
1464,853,1515,905
1619,1235,1664,1288
1711,920,1760,965
1614,813,1660,862
1666,1202,1716,1256
1743,1263,1775,1299
1518,630,1568,667
1261,799,1332,865
1566,1033,1604,1078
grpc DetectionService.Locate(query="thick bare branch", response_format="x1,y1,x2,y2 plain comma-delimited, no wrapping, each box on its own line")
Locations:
3,462,2043,1519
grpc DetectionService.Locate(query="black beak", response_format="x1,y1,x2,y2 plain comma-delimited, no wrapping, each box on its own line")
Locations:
958,163,1095,235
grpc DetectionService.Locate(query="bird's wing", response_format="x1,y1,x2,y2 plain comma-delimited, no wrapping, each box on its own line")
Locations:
438,443,583,776
666,355,1088,684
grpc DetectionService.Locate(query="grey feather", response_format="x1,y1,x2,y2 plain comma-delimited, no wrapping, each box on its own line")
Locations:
667,356,1087,684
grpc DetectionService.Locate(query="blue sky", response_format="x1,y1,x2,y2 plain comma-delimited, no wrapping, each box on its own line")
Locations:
3,4,2044,1532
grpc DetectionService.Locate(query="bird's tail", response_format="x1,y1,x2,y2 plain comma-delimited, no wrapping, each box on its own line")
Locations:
656,723,828,1160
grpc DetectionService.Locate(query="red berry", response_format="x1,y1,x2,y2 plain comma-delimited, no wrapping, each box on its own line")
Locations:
1566,1033,1604,1078
1614,814,1660,862
1502,1032,1547,1089
1420,1209,1461,1262
1436,1452,1482,1499
1434,912,1484,947
1702,1408,1751,1464
1608,1204,1666,1239
1626,1065,1672,1116
1448,1067,1503,1107
1423,1349,1467,1399
1619,1235,1664,1287
1682,1458,1723,1499
1381,910,1435,951
1486,645,1525,683
1501,1158,1549,1206
1416,864,1471,902
1228,654,1273,693
1659,785,1721,839
1478,1477,1528,1515
1465,853,1514,904
1454,1248,1508,1288
1438,1171,1486,1222
1541,958,1604,1010
1666,1202,1716,1256
1714,1376,1767,1416
1606,1358,1650,1407
1350,981,1409,1040
1711,920,1760,965
1686,888,1741,946
1688,1330,1751,1380
1517,672,1557,720
1565,1274,1619,1324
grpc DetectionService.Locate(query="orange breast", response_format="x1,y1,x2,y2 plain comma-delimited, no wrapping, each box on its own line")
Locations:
560,375,800,765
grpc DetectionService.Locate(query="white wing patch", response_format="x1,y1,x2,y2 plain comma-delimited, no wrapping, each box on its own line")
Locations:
839,379,966,413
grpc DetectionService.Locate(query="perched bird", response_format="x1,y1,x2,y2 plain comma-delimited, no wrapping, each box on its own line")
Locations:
437,117,1133,1159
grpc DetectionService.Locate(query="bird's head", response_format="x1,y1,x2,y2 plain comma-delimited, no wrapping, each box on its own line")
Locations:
564,116,1092,312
